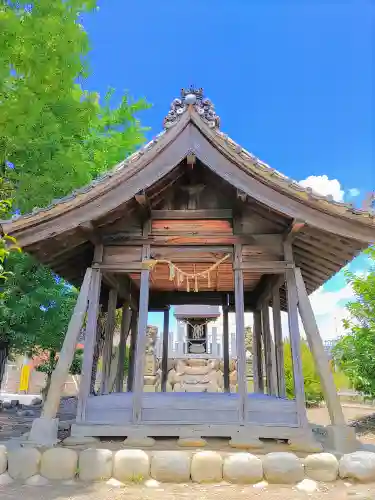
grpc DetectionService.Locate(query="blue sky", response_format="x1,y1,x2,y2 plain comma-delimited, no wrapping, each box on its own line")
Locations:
81,0,373,338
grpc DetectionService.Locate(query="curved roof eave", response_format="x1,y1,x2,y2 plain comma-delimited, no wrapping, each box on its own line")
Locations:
1,95,374,247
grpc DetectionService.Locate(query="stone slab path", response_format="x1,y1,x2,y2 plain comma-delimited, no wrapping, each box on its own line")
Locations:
1,481,375,500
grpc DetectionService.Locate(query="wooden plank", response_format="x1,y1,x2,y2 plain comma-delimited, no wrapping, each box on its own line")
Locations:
151,209,233,220
238,261,293,272
223,305,230,392
294,267,346,426
261,304,277,396
132,234,151,422
272,286,285,398
234,244,247,422
252,309,263,393
116,304,131,393
127,310,138,392
161,308,170,392
100,288,118,395
76,267,102,422
284,241,308,428
42,267,92,419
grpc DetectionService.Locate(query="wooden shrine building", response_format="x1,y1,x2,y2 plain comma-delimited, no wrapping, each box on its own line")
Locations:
2,87,374,448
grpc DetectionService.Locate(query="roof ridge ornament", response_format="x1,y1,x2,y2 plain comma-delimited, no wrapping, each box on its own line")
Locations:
163,86,220,130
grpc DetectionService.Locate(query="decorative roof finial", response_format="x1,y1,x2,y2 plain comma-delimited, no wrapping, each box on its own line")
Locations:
163,86,220,130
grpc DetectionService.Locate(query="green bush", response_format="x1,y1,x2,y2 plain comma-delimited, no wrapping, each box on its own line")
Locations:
284,341,324,407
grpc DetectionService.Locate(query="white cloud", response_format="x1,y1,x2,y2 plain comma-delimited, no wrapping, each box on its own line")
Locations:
348,188,360,197
299,175,344,202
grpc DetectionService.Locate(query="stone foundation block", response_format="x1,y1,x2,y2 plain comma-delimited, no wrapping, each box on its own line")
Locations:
151,451,191,483
124,436,155,447
79,448,113,481
191,451,223,483
229,437,264,450
339,451,375,482
41,448,78,480
8,448,41,480
0,473,14,486
304,453,339,482
25,474,49,486
113,449,150,482
263,452,304,484
223,453,263,484
0,445,7,474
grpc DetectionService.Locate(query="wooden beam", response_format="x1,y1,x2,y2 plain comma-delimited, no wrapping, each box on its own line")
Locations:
116,303,131,393
284,241,308,428
272,286,285,398
223,305,230,392
237,261,293,273
234,244,247,422
42,267,92,420
161,308,170,392
284,219,306,242
100,288,118,395
127,310,138,392
261,303,277,396
294,267,346,426
151,209,233,220
76,267,102,422
79,221,102,246
252,309,264,393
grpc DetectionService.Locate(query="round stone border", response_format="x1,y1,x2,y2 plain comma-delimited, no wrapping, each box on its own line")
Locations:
0,447,375,485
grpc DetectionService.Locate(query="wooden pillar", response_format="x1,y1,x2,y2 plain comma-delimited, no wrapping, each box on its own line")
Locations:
132,244,151,423
223,305,230,392
252,309,264,393
294,267,346,426
101,288,118,395
127,310,138,392
284,241,308,427
116,303,131,393
161,308,170,392
261,303,277,395
272,286,286,397
42,267,92,420
77,267,102,422
234,244,247,422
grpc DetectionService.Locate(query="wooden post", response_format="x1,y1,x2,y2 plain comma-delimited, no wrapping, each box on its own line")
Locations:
76,266,102,422
261,303,277,395
101,288,118,395
116,303,131,393
294,267,346,426
161,308,170,392
252,309,263,393
212,326,218,356
234,244,247,422
272,286,286,397
284,241,308,427
223,305,230,392
132,244,151,423
41,267,92,420
127,310,138,392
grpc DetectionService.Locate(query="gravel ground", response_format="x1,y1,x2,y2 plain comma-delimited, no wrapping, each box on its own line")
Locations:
1,481,375,500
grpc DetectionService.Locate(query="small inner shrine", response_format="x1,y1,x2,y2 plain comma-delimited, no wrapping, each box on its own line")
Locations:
174,305,220,355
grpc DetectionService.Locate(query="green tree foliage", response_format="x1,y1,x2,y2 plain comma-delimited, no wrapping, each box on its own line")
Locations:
0,0,149,378
244,326,253,352
332,247,375,398
1,1,149,213
284,340,324,407
0,252,78,355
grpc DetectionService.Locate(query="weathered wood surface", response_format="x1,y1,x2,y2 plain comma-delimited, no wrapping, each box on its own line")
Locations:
252,309,263,393
261,304,277,396
77,267,102,422
222,305,230,392
115,303,131,393
161,308,170,392
234,244,247,422
272,286,286,398
42,267,92,419
294,267,346,426
100,288,118,395
284,241,308,428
